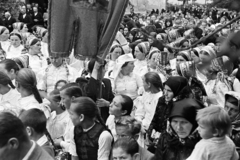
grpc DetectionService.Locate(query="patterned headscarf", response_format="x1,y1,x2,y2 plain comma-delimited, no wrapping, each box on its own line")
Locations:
137,42,150,55
201,45,217,59
12,22,24,32
12,55,29,69
177,50,192,61
176,61,196,78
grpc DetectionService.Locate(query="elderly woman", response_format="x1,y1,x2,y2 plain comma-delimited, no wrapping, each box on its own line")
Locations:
148,76,193,152
133,42,150,77
224,91,240,155
154,98,204,160
111,54,143,100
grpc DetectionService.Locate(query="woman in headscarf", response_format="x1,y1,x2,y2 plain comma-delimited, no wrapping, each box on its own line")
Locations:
204,56,233,107
154,98,204,160
12,22,28,33
6,32,24,58
224,91,240,155
24,36,47,74
133,42,150,77
0,26,10,52
111,54,143,100
176,50,192,64
176,61,207,103
148,76,193,152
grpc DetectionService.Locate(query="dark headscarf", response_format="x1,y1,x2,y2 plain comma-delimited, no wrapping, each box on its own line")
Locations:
164,76,190,99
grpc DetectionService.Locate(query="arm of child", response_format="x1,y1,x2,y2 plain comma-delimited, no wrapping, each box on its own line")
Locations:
98,131,113,160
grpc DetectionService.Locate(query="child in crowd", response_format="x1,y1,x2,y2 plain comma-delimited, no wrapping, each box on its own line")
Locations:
106,94,133,140
187,106,239,160
47,89,70,140
19,108,55,158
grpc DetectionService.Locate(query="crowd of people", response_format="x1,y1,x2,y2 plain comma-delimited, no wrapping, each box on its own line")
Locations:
1,2,240,160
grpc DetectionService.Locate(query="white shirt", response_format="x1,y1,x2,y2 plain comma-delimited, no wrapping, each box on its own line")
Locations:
6,44,24,59
0,40,10,52
187,136,239,160
41,42,49,58
37,64,78,93
22,141,36,160
18,94,40,110
135,91,162,131
28,54,47,74
0,88,21,115
133,60,148,77
47,110,70,140
113,73,143,99
23,13,26,19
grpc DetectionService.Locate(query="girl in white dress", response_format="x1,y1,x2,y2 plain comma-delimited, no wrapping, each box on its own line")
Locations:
0,71,21,115
135,72,163,132
15,68,43,110
6,32,24,58
0,26,10,52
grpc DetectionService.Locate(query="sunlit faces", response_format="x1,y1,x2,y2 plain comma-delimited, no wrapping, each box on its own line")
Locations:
163,85,174,102
134,46,145,61
109,96,126,117
225,102,239,121
10,35,21,48
171,117,193,138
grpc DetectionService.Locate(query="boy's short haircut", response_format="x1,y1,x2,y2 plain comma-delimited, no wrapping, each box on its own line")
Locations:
196,106,231,137
19,108,47,134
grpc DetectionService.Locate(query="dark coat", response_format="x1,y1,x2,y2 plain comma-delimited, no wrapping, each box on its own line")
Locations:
3,17,16,32
32,12,44,26
18,13,33,29
154,131,201,160
80,77,114,122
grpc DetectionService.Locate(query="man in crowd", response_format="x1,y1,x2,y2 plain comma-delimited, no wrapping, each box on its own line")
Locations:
18,5,33,30
3,11,16,32
0,112,53,160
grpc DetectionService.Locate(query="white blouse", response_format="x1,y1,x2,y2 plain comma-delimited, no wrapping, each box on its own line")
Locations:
135,91,163,131
0,88,21,115
113,73,143,99
28,54,48,74
133,60,148,77
6,44,24,59
37,64,78,94
0,40,10,52
18,94,40,110
47,110,70,140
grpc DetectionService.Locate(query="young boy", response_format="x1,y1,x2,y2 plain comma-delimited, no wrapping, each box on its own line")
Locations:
187,106,239,160
19,108,55,158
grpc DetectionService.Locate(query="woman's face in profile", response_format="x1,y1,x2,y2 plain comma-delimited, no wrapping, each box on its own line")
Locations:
171,117,193,138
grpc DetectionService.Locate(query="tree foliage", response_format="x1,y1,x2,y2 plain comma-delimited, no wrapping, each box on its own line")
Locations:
211,0,240,11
